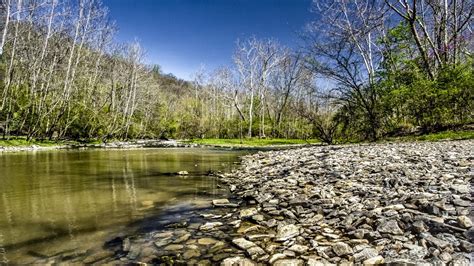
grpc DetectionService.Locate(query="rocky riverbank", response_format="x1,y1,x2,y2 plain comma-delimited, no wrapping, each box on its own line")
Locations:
38,140,472,265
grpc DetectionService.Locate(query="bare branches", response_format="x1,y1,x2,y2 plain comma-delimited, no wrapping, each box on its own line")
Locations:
386,0,473,76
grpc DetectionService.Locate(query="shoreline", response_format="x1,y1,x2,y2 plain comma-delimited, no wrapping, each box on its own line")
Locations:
0,139,194,153
31,139,472,265
2,129,473,153
0,139,321,153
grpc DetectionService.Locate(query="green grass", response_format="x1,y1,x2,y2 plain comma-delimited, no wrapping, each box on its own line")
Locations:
0,137,96,147
185,138,320,147
386,130,474,142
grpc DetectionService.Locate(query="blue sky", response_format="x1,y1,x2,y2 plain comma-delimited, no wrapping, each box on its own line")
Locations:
103,0,314,80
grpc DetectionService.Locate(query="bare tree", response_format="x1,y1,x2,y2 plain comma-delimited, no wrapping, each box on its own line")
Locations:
269,52,314,136
306,0,388,140
0,0,11,56
385,0,473,78
234,37,285,138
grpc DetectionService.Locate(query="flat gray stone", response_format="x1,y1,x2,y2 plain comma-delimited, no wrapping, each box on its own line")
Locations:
377,220,403,235
275,224,299,241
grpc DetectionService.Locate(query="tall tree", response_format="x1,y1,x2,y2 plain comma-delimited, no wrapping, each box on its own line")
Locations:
306,0,388,140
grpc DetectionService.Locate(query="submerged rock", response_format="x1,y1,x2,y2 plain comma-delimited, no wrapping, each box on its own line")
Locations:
213,199,239,207
183,249,201,259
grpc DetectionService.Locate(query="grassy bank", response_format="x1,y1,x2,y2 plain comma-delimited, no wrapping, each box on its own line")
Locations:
386,130,474,142
187,130,474,147
184,138,320,147
0,137,99,148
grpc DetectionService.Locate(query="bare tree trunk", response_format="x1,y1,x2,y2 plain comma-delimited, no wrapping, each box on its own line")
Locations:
0,0,10,56
248,87,254,137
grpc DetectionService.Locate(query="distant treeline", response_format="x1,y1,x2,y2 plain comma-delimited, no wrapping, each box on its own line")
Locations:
0,0,472,143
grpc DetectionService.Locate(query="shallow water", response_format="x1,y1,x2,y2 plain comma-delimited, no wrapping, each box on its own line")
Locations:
0,148,247,263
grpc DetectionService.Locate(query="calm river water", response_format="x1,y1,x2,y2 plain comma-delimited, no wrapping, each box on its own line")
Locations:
0,148,247,263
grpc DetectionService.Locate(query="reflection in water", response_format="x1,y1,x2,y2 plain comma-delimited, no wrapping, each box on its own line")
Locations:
0,148,246,263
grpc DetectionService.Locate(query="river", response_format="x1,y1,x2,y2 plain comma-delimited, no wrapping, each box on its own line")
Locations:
0,148,248,263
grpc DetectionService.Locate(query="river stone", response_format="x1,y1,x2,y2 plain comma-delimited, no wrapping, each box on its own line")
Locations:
353,247,378,262
450,254,471,266
212,253,232,262
457,216,472,228
403,243,428,260
213,199,230,206
240,208,258,219
247,234,274,241
198,238,218,245
154,231,174,239
183,249,201,259
288,244,309,254
177,171,189,175
273,259,304,266
212,199,238,207
459,240,474,253
352,229,368,239
453,199,470,207
332,242,353,256
140,246,158,259
363,255,384,264
377,220,403,235
200,222,223,231
275,224,299,241
232,238,256,250
164,244,184,251
269,254,287,264
173,233,191,243
209,241,226,253
126,244,141,260
154,237,173,247
412,220,429,233
246,246,266,259
199,259,213,265
424,235,451,249
386,204,405,211
439,252,452,263
221,257,256,266
307,257,331,265
450,184,469,193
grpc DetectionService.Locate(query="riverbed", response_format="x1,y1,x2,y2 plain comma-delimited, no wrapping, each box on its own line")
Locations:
0,148,248,263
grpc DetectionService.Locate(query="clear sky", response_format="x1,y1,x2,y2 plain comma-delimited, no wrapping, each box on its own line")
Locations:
102,0,314,80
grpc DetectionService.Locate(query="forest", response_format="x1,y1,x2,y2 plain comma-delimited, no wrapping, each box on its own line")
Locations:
0,0,472,143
